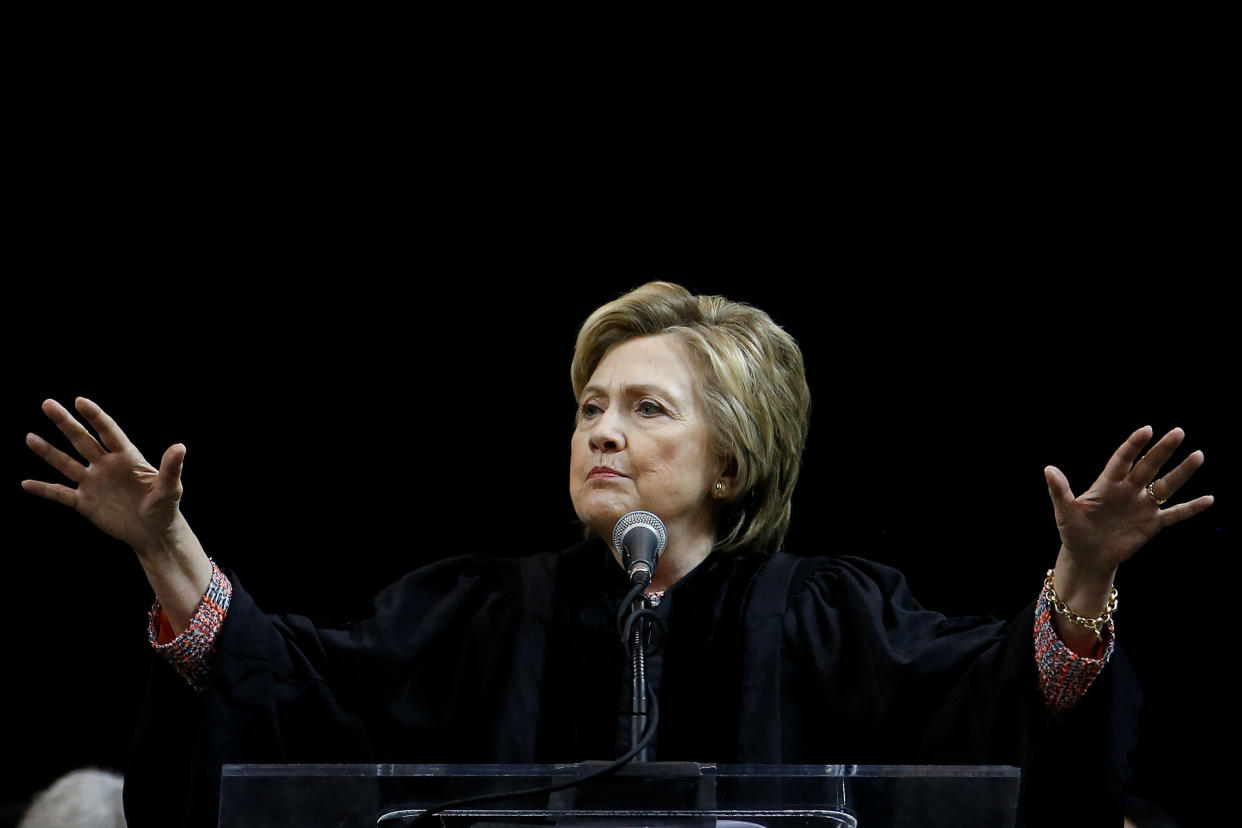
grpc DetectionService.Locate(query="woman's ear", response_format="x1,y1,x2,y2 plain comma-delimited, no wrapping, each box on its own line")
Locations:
714,456,740,499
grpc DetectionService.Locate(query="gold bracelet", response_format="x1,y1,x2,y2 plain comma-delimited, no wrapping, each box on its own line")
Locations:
1043,569,1118,642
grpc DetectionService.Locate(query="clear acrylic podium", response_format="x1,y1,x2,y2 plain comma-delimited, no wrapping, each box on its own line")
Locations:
219,763,1020,827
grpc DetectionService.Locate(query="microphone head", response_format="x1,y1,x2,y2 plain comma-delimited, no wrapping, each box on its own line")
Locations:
611,510,668,562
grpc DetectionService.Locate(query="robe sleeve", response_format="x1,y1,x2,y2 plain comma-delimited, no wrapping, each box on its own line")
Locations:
123,554,524,828
782,555,1141,827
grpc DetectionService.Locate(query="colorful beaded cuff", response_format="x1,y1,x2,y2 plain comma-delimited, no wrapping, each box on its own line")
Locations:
147,560,233,692
1034,584,1114,714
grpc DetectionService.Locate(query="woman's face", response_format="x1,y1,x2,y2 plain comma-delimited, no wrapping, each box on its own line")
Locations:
570,334,722,554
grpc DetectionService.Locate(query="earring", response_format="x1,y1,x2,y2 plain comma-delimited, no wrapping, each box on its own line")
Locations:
713,481,727,498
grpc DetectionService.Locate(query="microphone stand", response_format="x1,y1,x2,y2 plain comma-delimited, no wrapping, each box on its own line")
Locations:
614,513,667,762
628,592,650,760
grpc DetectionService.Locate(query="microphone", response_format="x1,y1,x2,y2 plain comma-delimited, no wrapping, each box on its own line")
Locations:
611,510,668,587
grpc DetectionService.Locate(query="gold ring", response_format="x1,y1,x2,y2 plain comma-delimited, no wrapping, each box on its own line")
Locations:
1145,481,1168,506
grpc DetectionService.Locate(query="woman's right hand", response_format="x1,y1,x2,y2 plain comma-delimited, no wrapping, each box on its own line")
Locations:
23,397,188,558
24,397,213,632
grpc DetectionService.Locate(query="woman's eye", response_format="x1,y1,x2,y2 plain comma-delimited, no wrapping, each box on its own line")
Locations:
580,402,602,418
637,400,664,416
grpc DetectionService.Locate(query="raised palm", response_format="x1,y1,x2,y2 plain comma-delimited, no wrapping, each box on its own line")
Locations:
23,398,186,555
1044,425,1212,579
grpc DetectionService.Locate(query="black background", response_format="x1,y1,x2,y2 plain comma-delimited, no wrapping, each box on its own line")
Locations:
2,20,1234,827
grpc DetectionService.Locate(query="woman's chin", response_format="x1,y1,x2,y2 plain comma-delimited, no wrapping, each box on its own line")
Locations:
574,500,631,540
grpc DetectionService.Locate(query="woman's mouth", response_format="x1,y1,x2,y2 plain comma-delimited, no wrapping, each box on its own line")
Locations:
588,466,627,480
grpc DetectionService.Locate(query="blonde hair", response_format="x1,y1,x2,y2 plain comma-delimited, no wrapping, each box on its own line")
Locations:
572,282,811,554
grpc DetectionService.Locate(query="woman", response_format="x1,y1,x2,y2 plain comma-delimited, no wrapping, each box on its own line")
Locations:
22,282,1212,827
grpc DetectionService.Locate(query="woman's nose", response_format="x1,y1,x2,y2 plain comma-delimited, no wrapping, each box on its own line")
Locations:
588,410,626,453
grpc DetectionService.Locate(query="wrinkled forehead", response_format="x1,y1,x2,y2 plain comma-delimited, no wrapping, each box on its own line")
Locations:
581,334,704,401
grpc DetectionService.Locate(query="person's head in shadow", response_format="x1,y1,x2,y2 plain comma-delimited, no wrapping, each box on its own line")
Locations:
18,769,125,828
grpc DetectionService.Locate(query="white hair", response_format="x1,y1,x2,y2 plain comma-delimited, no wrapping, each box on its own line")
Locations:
18,769,126,828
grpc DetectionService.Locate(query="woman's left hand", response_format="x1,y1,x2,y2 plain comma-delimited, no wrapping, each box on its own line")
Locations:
1044,426,1213,614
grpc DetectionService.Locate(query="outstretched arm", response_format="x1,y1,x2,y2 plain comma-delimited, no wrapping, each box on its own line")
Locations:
23,397,213,634
1045,425,1213,654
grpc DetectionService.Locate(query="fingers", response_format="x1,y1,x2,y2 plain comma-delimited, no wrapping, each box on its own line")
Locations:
25,432,87,483
157,444,186,498
1160,494,1215,527
41,399,106,463
1100,425,1154,482
1149,449,1205,503
1044,465,1074,519
1129,427,1186,485
74,397,133,453
20,479,79,509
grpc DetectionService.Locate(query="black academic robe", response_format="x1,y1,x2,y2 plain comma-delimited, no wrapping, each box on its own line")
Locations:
124,539,1141,827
